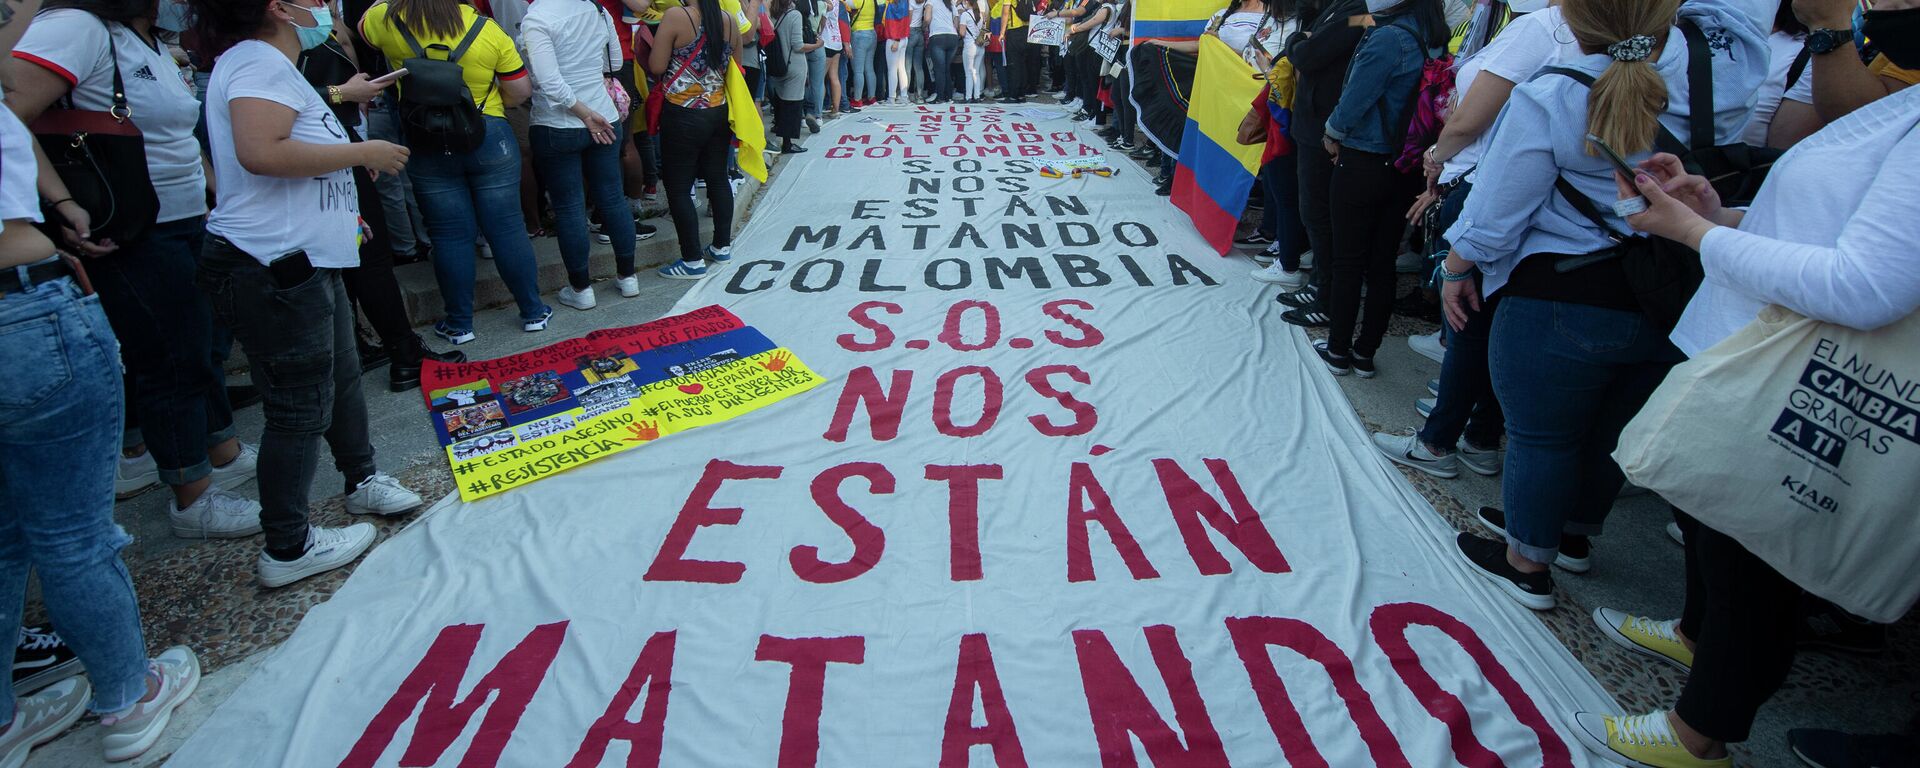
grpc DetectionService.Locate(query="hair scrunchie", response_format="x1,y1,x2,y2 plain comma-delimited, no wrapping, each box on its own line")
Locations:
1607,34,1656,62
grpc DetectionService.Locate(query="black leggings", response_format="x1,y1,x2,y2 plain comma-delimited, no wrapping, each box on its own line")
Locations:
1324,148,1418,357
341,163,422,364
1293,137,1335,295
1673,511,1800,743
1003,28,1029,98
658,103,735,263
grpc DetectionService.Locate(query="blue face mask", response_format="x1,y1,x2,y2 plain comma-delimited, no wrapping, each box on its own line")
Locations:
282,1,334,50
155,1,190,34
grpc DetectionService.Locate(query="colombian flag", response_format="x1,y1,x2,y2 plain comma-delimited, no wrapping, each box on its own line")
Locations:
726,63,769,182
1172,35,1265,255
1130,0,1227,43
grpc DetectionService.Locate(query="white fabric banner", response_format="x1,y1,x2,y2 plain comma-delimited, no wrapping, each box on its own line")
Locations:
173,106,1615,767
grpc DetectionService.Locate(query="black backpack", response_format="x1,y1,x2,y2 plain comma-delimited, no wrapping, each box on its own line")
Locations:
766,9,793,79
393,17,493,154
1540,19,1784,332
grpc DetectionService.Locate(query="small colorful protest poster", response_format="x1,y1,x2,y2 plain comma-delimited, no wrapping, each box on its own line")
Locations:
419,305,825,501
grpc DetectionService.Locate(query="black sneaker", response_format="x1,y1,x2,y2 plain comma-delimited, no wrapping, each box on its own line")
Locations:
1456,533,1555,610
1788,727,1916,768
1281,306,1330,328
1351,354,1376,379
1797,597,1887,654
1474,507,1592,574
1313,340,1350,376
1276,285,1319,309
1235,231,1275,247
13,625,82,694
390,345,468,393
637,222,660,240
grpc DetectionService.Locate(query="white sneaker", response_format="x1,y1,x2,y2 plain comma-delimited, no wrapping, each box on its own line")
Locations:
1371,432,1459,479
1298,249,1315,270
476,240,494,260
209,441,258,491
558,285,597,311
1250,261,1307,288
1456,438,1504,476
115,452,159,500
256,524,377,588
1408,331,1446,364
99,647,200,763
615,274,641,297
345,473,424,516
168,489,262,539
0,677,90,768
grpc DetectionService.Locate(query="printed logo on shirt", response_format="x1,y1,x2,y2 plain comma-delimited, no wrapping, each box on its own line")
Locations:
131,64,158,81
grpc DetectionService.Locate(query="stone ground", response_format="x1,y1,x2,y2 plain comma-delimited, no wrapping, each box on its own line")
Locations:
20,108,1916,767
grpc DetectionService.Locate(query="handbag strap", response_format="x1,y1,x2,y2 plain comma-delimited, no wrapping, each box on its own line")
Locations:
88,19,132,121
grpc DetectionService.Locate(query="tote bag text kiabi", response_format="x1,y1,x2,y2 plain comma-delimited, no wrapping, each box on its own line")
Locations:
1614,306,1920,623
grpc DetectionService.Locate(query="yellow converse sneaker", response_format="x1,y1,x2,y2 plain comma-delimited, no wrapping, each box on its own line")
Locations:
1593,608,1693,671
1572,711,1731,768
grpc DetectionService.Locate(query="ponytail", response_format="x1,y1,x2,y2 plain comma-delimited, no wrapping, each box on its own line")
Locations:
1561,0,1679,155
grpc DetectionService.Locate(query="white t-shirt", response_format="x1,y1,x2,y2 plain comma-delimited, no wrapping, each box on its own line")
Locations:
205,41,361,269
1441,7,1578,184
927,0,958,36
0,108,43,225
1739,31,1814,147
911,0,927,28
14,9,206,224
1212,10,1286,58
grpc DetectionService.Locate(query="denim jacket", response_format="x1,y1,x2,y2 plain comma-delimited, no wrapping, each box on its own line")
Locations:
1322,13,1439,155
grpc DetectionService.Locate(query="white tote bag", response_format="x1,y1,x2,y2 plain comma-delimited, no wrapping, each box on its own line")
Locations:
1614,305,1920,623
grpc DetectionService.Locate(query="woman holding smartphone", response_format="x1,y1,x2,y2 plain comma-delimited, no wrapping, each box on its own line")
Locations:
192,0,427,589
1436,0,1772,618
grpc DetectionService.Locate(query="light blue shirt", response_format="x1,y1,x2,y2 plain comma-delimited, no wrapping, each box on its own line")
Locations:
1444,0,1775,296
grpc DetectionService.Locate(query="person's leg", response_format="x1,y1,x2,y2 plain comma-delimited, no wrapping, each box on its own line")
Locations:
659,106,707,264
1354,165,1415,358
1488,297,1644,567
1294,138,1336,296
886,38,905,100
1271,152,1307,268
1419,286,1497,451
586,119,639,277
993,45,1010,98
317,274,377,494
365,96,422,257
963,39,981,99
806,47,827,117
408,150,481,334
1322,153,1388,357
1670,516,1801,746
853,30,877,101
699,108,737,249
0,275,151,721
908,28,927,97
1258,160,1282,239
531,125,595,291
826,51,843,112
466,116,551,325
199,241,335,554
85,219,230,508
340,164,421,363
1006,28,1028,99
508,106,542,234
1564,341,1680,538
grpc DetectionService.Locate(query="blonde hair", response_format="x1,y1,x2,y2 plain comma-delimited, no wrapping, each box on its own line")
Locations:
1560,0,1679,155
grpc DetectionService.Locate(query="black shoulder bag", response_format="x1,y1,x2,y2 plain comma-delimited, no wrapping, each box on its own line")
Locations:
31,21,159,247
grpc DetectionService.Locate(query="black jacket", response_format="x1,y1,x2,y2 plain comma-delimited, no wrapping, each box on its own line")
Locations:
1285,0,1369,145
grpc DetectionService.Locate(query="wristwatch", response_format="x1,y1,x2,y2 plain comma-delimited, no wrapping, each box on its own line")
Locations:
1806,28,1852,55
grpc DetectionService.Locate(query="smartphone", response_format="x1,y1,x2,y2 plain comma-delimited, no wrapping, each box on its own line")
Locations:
368,68,409,86
267,250,316,290
1586,133,1638,179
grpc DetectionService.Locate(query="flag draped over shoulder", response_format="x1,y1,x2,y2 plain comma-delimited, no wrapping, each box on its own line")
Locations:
727,63,769,182
1172,34,1264,255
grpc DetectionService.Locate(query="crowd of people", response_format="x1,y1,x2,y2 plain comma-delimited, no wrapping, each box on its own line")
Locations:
0,0,1914,763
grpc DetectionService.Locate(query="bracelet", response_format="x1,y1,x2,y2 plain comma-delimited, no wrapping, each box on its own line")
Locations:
47,197,75,207
1440,262,1475,282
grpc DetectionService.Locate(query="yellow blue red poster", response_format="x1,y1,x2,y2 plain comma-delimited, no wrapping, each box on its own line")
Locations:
419,305,825,501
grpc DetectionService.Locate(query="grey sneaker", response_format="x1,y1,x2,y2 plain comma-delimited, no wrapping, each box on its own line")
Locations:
1456,438,1504,476
0,677,90,767
99,647,200,762
1371,432,1459,479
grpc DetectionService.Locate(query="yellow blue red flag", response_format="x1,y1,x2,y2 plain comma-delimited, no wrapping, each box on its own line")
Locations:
1172,34,1265,255
1130,0,1228,43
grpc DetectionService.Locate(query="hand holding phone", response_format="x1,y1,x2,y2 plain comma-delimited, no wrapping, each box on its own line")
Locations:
369,68,409,87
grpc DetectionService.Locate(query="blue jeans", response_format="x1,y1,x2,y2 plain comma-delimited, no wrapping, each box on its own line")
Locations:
907,26,928,94
89,216,235,486
1420,288,1504,451
409,115,550,330
531,123,636,289
805,47,827,117
927,33,959,100
1489,296,1682,564
851,30,878,101
365,96,429,257
0,271,149,722
1258,154,1309,271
